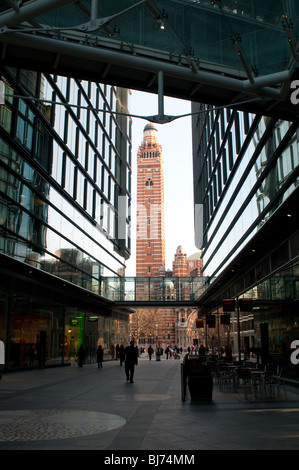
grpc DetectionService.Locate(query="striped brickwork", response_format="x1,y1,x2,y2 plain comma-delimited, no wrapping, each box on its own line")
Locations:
136,124,165,277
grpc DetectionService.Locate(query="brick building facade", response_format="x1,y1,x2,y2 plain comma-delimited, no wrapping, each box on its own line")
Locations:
172,245,202,277
131,123,203,352
136,123,165,277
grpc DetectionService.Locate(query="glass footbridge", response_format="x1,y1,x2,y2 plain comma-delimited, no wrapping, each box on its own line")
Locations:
101,276,209,306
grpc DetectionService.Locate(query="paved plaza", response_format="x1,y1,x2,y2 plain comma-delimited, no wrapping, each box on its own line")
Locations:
0,357,299,453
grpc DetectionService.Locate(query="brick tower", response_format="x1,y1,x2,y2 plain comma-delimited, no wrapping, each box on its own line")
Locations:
136,123,165,276
172,245,188,277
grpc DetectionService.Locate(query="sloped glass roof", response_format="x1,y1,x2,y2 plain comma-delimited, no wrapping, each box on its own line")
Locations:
0,0,298,119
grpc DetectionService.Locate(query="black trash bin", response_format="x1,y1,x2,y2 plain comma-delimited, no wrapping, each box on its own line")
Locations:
186,357,213,401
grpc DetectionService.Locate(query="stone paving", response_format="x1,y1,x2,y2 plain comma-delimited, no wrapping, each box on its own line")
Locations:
0,357,299,452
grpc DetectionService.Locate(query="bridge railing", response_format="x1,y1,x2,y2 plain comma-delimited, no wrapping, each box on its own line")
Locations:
100,276,209,303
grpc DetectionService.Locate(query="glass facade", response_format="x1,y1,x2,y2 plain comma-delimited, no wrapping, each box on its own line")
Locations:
192,103,299,360
0,67,132,370
2,1,298,77
193,106,298,279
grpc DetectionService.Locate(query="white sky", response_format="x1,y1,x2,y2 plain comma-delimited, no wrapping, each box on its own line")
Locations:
125,90,199,276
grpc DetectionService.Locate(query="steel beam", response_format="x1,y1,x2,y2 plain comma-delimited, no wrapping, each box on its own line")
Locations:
1,31,289,102
0,0,76,29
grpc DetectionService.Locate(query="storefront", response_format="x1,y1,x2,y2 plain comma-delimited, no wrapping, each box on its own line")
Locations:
0,286,130,371
195,261,299,367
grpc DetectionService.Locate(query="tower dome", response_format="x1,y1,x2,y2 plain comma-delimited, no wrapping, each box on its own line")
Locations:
143,122,158,139
176,245,185,254
144,123,157,132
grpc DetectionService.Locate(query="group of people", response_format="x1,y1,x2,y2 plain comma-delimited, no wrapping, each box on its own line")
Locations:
78,340,197,383
77,343,201,370
78,341,261,382
114,344,126,365
147,345,183,360
76,341,139,384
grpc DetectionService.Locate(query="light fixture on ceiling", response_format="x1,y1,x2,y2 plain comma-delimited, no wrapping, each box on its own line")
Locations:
158,19,165,30
153,9,168,30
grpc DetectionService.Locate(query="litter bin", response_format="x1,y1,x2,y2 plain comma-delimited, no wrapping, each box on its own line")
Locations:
156,353,161,361
186,357,213,401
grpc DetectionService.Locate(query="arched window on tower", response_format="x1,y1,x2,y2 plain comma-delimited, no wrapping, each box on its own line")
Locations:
145,178,153,187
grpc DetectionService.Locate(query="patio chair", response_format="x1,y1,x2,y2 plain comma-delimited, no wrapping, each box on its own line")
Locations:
218,367,237,392
236,368,252,399
251,373,264,399
267,366,288,401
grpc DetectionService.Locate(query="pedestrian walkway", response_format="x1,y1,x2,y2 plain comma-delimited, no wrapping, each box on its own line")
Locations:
1,357,299,451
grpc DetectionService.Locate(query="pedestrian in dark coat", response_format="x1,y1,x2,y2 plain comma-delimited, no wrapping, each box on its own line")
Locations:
77,345,85,367
124,340,138,383
148,345,153,360
96,345,103,368
119,345,125,366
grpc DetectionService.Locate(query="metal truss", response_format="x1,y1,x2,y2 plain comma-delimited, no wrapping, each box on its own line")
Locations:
0,0,298,121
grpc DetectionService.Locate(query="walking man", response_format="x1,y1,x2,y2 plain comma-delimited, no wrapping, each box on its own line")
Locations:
96,345,103,368
148,345,153,360
77,344,85,367
124,340,138,383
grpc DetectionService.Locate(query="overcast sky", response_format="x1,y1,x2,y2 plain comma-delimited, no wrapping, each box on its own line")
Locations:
125,90,199,276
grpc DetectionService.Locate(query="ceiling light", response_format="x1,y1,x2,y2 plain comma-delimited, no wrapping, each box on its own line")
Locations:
153,9,168,31
154,18,165,30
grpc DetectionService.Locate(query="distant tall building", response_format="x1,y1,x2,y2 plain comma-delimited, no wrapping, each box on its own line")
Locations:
136,123,165,276
132,123,203,350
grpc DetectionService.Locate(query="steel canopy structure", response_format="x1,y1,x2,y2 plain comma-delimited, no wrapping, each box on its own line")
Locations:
0,0,298,121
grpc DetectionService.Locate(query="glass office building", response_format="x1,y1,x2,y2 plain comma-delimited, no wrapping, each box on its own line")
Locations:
0,66,132,370
192,104,299,360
